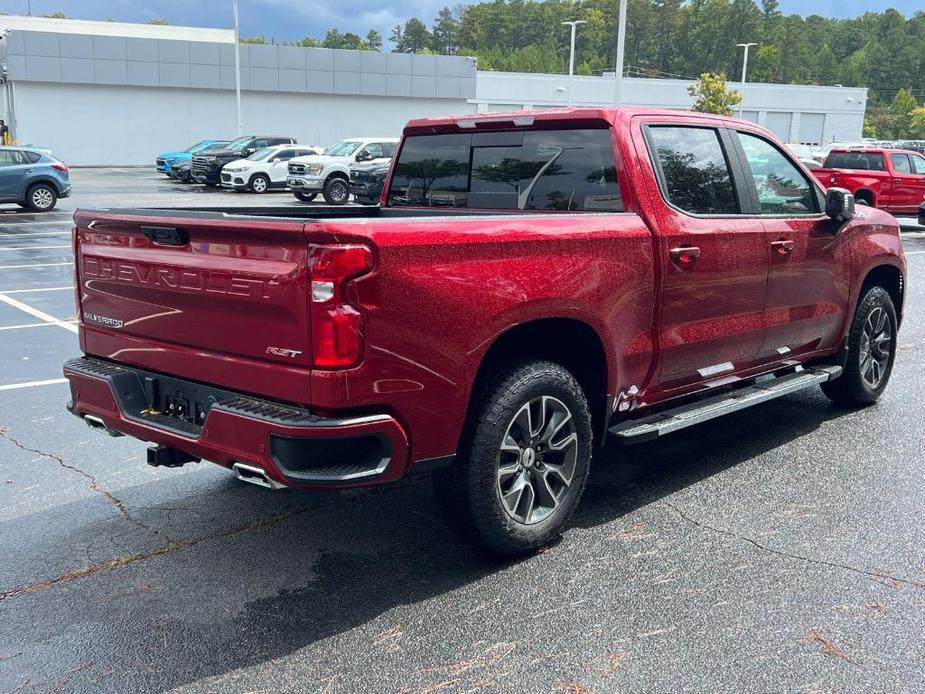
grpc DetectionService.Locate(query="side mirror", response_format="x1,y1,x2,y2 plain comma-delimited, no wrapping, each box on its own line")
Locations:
825,187,855,224
356,150,372,162
243,148,255,157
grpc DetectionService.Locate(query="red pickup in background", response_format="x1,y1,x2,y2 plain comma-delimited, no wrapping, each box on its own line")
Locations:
811,147,925,214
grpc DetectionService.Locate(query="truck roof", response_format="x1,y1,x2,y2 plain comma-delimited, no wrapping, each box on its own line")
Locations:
827,146,922,156
403,107,760,133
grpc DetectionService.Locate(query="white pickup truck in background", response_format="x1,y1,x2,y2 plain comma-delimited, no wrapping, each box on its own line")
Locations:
287,138,399,204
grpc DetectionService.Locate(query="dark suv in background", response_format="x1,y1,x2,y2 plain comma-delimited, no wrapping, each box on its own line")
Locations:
191,135,296,187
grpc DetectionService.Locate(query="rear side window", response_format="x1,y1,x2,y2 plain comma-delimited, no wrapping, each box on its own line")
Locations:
23,151,42,164
824,152,885,171
388,128,622,211
647,126,738,215
891,153,912,173
736,132,818,214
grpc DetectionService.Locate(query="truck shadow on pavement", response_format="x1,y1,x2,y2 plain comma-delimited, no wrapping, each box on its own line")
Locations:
3,390,852,692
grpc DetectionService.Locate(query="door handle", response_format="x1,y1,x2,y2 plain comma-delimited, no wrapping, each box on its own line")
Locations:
669,245,701,266
894,178,903,184
771,239,794,256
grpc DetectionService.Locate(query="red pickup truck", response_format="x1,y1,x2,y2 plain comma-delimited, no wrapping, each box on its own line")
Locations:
811,147,925,214
64,108,905,555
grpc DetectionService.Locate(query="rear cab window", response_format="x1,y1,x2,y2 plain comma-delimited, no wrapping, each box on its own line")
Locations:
824,151,885,171
388,127,623,212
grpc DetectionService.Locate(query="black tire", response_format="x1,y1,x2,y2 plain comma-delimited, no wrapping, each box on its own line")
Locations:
821,285,897,407
294,191,317,202
25,183,57,211
855,191,873,206
249,173,270,194
204,180,219,188
322,176,350,205
434,360,592,556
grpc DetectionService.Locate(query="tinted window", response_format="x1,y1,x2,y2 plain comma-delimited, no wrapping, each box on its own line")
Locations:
363,143,385,159
390,134,470,207
388,128,622,211
824,151,885,171
382,142,397,157
647,126,738,215
23,151,42,164
737,132,817,214
521,130,621,211
891,153,912,173
250,138,269,149
912,155,925,175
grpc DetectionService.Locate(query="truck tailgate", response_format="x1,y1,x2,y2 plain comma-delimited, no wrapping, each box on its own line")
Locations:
74,210,314,404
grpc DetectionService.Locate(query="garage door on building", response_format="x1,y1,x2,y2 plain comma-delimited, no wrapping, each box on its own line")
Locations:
740,110,759,123
798,113,825,146
765,112,793,142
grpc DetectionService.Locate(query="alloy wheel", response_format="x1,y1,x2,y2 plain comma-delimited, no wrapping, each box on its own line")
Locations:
859,305,892,389
496,396,579,525
32,187,54,210
329,180,348,203
251,176,268,193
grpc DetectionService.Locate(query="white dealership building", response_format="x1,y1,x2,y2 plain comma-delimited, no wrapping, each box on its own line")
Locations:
0,16,867,165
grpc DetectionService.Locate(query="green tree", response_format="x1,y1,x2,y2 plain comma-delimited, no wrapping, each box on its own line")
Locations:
394,18,433,53
910,107,925,139
365,29,383,51
147,17,169,25
889,88,919,137
40,11,67,18
688,72,742,115
240,36,271,44
432,7,459,54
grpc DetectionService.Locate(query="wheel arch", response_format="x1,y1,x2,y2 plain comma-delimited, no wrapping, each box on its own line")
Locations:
860,263,904,326
854,188,875,206
466,317,610,447
24,176,62,197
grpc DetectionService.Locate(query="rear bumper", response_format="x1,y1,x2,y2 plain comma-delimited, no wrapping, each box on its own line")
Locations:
63,356,411,489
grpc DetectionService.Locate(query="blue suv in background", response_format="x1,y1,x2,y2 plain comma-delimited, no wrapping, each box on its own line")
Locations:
0,146,71,212
156,140,225,175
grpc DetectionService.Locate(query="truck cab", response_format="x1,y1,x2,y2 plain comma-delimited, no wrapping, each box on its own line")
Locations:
812,147,925,213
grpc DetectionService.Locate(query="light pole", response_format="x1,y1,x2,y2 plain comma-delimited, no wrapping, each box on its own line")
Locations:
614,0,627,105
736,42,757,117
233,0,243,136
562,20,586,107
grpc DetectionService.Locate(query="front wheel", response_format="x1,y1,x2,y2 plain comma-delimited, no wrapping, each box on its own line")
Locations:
322,176,350,205
821,285,897,406
249,173,270,193
25,183,57,211
434,360,592,556
294,191,317,202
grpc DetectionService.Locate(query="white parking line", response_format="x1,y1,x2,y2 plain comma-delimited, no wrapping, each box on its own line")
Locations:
0,321,74,331
0,378,68,392
905,250,925,255
0,286,73,294
0,245,71,251
0,262,73,270
0,231,71,237
0,291,78,333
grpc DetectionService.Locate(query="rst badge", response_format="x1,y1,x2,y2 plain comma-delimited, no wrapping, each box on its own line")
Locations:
266,347,302,358
84,313,124,328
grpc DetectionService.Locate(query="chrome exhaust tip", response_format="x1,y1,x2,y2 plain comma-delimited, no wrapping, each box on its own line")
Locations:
84,414,124,437
232,462,287,490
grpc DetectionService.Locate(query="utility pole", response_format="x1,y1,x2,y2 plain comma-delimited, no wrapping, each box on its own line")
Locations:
233,0,243,136
736,42,757,117
561,20,586,107
614,0,627,105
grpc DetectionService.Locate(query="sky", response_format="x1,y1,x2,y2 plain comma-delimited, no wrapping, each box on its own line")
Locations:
0,1,919,45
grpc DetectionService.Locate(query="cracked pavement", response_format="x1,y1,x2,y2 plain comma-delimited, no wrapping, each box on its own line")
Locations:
1,169,924,692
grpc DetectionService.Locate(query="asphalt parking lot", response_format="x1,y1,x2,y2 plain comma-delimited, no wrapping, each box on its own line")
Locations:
1,168,925,693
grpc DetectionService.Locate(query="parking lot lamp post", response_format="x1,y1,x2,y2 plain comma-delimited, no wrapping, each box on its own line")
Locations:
233,0,242,136
614,0,627,105
736,42,757,117
562,20,586,107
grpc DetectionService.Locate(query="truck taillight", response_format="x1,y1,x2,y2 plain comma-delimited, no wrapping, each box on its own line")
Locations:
309,244,373,368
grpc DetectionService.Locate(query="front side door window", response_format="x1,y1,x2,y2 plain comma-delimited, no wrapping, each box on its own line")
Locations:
736,131,818,215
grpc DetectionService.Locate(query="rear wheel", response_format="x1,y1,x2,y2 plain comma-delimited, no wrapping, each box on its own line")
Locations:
323,176,350,205
821,285,897,406
294,191,317,202
855,190,874,206
249,173,270,193
434,360,592,556
25,183,57,211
